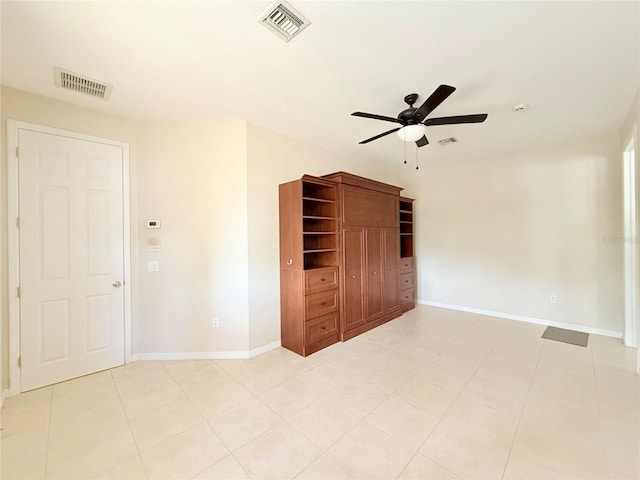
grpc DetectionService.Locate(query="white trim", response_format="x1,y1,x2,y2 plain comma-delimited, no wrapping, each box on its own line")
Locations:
1,389,10,408
130,340,282,362
6,120,132,396
418,300,623,338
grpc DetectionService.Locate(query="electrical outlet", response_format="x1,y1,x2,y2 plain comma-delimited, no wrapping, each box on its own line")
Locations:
212,317,220,328
147,261,159,272
550,295,557,304
431,280,437,289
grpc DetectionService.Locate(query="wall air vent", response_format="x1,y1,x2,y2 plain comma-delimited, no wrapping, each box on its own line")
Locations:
259,1,310,42
438,137,458,146
54,67,113,100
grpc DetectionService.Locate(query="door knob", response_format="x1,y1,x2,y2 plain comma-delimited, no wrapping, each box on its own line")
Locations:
113,281,122,287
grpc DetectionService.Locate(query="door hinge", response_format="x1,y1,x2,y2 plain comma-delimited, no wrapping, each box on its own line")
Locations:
18,356,21,368
17,286,20,298
15,147,19,158
16,217,20,228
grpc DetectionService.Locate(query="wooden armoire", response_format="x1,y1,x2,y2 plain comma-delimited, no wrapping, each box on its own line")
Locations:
279,171,415,356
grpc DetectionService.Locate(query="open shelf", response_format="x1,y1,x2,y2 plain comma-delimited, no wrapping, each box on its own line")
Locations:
399,197,414,258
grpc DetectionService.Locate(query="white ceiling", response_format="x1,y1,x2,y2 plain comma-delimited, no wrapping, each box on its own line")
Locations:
2,1,639,170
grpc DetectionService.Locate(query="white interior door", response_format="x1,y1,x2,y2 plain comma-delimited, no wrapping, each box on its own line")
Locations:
19,129,125,391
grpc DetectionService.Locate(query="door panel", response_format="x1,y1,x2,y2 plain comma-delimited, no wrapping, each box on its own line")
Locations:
343,227,365,332
19,129,125,391
384,228,400,313
365,228,383,321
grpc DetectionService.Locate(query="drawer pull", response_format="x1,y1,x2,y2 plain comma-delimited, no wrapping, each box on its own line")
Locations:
321,302,326,306
286,259,293,266
321,326,326,330
404,280,409,283
321,278,325,282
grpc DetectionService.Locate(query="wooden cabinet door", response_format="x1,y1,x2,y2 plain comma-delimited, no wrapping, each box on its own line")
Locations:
365,228,384,322
343,227,365,332
384,228,400,313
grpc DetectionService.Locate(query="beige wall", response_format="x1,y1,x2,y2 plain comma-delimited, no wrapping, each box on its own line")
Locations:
401,132,624,334
135,120,250,354
0,87,138,390
245,123,401,350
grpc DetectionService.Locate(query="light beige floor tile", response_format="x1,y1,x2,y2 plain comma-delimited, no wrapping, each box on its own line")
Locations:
287,396,361,451
129,397,203,451
0,387,51,437
172,363,231,396
398,454,460,480
98,454,147,479
113,369,177,399
394,375,462,418
209,397,281,451
295,454,353,479
233,363,295,395
140,423,229,480
0,423,49,469
234,422,321,479
326,421,414,479
162,359,213,378
365,397,440,450
48,400,130,452
110,360,166,379
457,375,529,414
194,454,250,479
119,379,187,420
46,427,139,479
294,363,348,392
52,370,114,397
508,418,608,479
0,455,46,480
50,379,120,416
419,414,512,479
188,378,253,420
321,384,388,418
258,378,324,418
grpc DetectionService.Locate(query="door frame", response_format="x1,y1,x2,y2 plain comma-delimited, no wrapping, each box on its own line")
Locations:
6,120,132,396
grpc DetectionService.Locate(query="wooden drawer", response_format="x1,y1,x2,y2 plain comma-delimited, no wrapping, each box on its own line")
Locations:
305,267,339,294
305,312,339,345
398,256,414,273
400,287,415,305
399,271,414,290
305,289,339,320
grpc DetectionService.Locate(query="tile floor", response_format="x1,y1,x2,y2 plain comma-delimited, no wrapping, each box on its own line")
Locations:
1,305,638,479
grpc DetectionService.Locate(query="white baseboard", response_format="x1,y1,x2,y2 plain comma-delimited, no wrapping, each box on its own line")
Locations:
418,300,623,338
130,340,282,362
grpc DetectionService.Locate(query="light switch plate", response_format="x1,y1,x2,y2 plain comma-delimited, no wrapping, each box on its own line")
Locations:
147,261,159,272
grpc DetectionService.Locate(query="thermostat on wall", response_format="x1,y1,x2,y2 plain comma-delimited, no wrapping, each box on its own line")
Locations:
147,220,161,229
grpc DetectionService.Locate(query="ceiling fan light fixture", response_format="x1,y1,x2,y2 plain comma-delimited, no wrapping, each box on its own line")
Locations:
397,124,427,142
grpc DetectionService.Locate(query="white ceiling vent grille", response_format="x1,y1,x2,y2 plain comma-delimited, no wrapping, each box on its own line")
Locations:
259,1,310,42
54,68,113,100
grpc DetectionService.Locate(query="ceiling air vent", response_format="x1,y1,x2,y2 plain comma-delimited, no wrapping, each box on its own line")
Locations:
54,67,113,100
438,137,458,146
259,1,310,42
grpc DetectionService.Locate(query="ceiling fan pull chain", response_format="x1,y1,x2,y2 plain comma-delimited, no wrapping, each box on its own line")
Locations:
403,138,407,164
415,144,419,170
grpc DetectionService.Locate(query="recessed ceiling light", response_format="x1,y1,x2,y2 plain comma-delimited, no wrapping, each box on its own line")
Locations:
512,103,529,112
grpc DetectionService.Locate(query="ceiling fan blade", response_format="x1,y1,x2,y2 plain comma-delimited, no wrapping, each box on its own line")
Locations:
415,135,429,148
423,113,488,126
359,127,401,144
413,84,456,121
352,112,403,124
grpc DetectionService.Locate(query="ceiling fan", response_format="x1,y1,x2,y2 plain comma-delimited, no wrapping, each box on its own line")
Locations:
352,84,488,147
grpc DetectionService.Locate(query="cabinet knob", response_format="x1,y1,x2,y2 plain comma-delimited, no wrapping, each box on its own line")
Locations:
286,259,293,266
351,275,356,279
321,278,325,282
321,302,326,306
373,271,377,275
